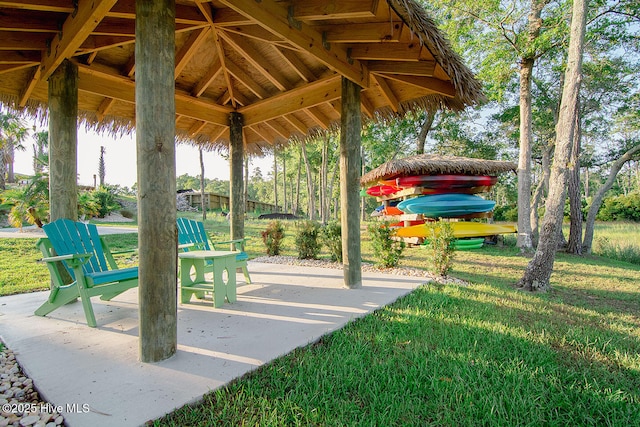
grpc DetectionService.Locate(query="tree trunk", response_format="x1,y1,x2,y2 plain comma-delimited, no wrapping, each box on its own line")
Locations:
282,151,287,212
0,147,5,190
320,136,329,223
530,142,553,244
416,110,436,154
6,144,14,183
199,147,206,221
48,59,78,222
244,155,249,215
340,77,362,289
518,0,588,291
567,101,583,254
516,0,545,253
300,142,315,220
273,151,278,212
135,0,177,363
229,112,244,240
294,146,301,215
583,144,640,253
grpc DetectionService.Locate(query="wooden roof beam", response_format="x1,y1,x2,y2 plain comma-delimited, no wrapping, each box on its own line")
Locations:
264,120,292,140
367,60,436,77
304,106,331,129
379,73,456,98
349,43,425,61
224,59,270,99
95,97,116,122
371,74,398,112
282,113,309,136
360,93,375,118
191,57,222,97
275,46,316,83
0,1,71,13
40,0,118,80
220,32,291,92
76,64,232,125
188,120,207,137
219,0,369,88
0,51,41,64
0,31,50,50
291,0,379,20
319,22,403,43
240,75,341,126
175,27,210,79
18,66,41,107
212,29,237,108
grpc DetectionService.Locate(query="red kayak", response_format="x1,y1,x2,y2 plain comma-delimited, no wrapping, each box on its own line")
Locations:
366,184,400,197
382,175,497,189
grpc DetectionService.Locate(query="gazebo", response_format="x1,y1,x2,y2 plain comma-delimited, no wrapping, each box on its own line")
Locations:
0,0,483,362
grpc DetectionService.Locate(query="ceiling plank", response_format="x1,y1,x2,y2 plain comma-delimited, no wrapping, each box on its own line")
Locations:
360,93,375,118
0,51,41,64
292,0,379,20
264,120,291,139
219,31,291,92
379,73,456,98
40,0,118,80
371,74,398,112
188,120,207,137
0,31,50,50
367,60,436,76
241,75,341,126
282,114,308,135
175,27,210,79
219,0,369,88
304,106,331,129
0,1,71,13
212,29,237,108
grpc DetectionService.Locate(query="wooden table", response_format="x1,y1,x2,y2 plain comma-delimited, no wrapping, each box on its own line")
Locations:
178,250,237,307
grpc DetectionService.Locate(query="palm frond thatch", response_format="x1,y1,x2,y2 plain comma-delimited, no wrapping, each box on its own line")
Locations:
361,154,517,185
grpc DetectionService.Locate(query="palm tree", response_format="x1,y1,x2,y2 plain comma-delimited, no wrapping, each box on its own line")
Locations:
0,112,29,189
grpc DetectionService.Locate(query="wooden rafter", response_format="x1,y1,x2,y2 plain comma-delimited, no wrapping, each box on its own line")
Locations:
275,47,316,83
175,27,210,79
219,0,369,88
240,75,341,126
292,0,379,20
349,43,424,61
371,74,398,112
224,58,270,99
191,57,222,97
219,31,291,92
18,65,40,107
379,73,456,98
367,60,435,76
40,0,118,80
319,22,403,43
95,97,116,122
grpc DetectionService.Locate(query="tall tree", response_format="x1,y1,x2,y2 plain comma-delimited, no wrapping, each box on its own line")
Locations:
98,146,106,186
0,112,28,188
32,130,48,174
199,147,206,221
518,0,588,291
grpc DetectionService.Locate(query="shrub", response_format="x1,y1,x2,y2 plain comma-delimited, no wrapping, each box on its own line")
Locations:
120,209,135,219
295,220,321,259
597,192,640,222
321,221,342,262
424,221,456,277
92,186,120,218
367,221,404,268
261,220,285,256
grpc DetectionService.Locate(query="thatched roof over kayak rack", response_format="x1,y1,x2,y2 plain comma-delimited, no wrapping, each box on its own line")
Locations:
361,154,517,185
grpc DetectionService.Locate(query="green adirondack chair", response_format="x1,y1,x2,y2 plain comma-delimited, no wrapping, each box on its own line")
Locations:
35,218,138,327
176,217,251,284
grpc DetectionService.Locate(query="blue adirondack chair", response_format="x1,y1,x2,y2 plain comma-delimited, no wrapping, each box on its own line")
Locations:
176,217,251,284
35,218,138,327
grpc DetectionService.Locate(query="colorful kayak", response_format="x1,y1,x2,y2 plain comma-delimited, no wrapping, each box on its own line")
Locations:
421,237,484,250
394,222,517,239
366,184,399,197
382,175,497,189
397,194,496,217
383,206,404,216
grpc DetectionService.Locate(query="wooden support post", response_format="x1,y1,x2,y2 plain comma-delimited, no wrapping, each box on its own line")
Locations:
136,0,177,363
229,112,245,240
48,60,78,221
340,77,363,289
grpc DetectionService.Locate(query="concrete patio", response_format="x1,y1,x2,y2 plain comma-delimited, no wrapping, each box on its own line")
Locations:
0,261,428,426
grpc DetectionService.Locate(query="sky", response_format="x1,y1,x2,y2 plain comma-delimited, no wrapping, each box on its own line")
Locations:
13,123,273,189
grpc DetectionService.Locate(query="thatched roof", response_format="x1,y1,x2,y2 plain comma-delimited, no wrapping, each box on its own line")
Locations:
361,154,517,185
0,0,483,154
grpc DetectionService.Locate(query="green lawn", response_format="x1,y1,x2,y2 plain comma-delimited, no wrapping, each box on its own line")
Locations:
1,217,639,426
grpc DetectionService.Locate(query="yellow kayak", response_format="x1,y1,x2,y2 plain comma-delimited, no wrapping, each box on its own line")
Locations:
394,222,517,238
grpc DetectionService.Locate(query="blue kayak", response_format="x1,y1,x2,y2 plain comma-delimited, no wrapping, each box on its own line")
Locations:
396,194,496,217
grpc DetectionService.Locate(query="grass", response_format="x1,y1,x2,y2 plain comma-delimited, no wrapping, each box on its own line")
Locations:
1,217,639,425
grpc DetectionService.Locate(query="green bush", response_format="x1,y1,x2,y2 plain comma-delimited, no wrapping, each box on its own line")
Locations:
321,221,342,262
367,221,404,268
92,186,121,218
295,220,321,259
261,220,285,256
424,221,456,277
493,204,518,222
597,192,640,222
120,209,135,219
